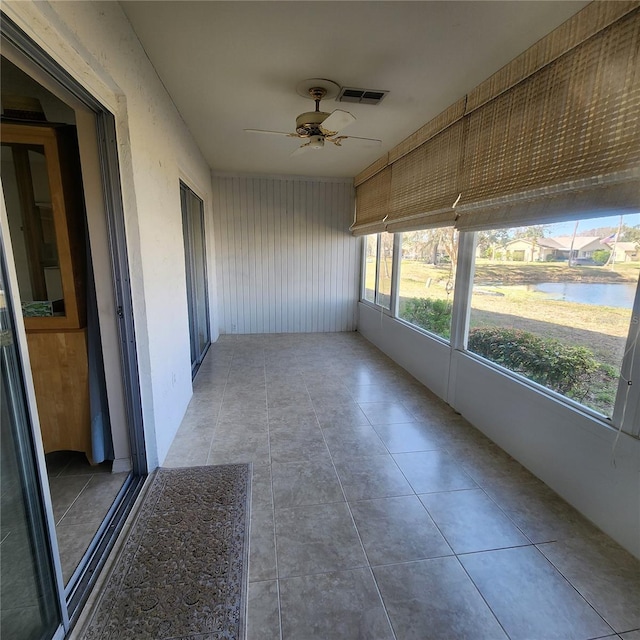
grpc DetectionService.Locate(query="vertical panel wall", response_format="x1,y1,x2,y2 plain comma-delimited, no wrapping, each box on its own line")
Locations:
213,174,358,334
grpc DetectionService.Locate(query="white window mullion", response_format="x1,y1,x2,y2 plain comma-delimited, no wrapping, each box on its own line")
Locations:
449,231,477,352
447,231,477,407
613,276,640,436
359,236,367,301
374,233,382,306
390,233,402,318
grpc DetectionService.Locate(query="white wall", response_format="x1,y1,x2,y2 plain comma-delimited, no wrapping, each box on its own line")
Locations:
4,1,216,466
213,174,359,334
359,302,640,558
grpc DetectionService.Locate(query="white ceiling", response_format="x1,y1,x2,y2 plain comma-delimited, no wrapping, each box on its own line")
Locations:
121,1,588,179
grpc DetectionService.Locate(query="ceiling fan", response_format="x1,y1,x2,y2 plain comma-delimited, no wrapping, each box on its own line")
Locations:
245,86,382,156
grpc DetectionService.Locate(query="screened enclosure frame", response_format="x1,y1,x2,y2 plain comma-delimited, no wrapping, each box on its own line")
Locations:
359,227,640,438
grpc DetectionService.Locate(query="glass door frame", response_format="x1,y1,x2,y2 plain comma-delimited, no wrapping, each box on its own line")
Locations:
0,208,67,638
180,181,211,376
1,13,148,633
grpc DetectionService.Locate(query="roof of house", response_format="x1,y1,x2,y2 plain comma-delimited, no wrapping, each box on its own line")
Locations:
549,236,604,250
505,236,604,250
606,241,639,252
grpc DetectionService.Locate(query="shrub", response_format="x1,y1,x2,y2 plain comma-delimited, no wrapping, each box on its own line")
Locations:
401,297,452,338
467,327,599,399
592,249,611,266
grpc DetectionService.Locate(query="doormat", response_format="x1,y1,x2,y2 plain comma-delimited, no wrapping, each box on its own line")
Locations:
81,464,251,640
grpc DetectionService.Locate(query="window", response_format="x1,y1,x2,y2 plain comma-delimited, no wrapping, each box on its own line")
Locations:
362,232,394,310
376,232,394,309
467,214,640,418
363,234,377,303
397,227,457,340
359,213,639,430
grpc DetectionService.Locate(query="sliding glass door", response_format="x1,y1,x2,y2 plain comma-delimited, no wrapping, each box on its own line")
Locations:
1,245,63,640
1,18,148,632
180,183,210,374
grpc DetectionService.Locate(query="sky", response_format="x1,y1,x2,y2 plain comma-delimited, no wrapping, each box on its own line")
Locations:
549,212,640,236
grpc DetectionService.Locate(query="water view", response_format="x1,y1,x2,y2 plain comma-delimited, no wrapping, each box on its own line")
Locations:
525,282,637,309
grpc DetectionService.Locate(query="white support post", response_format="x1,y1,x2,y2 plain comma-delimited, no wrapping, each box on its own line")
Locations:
446,231,477,406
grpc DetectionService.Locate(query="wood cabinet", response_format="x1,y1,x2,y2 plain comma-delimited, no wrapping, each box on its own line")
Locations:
26,329,91,457
1,122,92,461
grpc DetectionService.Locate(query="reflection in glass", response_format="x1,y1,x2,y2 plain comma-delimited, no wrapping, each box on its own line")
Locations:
1,143,64,317
376,232,394,309
363,235,377,303
0,254,60,639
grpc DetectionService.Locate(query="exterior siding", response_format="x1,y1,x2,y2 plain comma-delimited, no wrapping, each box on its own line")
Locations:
213,174,359,334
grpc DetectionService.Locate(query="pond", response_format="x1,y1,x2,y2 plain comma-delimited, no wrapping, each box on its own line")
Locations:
525,281,638,309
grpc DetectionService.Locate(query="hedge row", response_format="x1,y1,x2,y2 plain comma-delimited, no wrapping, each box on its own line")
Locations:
400,297,453,339
467,326,599,398
400,296,600,399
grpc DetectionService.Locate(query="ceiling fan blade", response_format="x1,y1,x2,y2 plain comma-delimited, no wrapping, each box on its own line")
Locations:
244,129,297,137
329,135,382,148
290,142,313,157
319,109,356,135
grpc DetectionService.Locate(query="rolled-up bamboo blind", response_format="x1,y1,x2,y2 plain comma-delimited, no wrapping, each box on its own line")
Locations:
386,119,465,232
353,2,640,237
456,7,640,231
354,154,389,187
351,166,391,236
466,0,639,112
388,98,466,164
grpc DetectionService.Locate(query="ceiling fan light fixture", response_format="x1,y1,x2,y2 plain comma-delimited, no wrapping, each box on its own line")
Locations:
246,78,380,153
309,135,324,150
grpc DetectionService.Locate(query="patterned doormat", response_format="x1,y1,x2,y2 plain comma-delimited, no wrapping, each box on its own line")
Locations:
81,465,251,640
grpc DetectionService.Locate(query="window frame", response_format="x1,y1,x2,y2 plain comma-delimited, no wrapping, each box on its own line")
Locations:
360,233,396,316
462,223,640,435
359,225,640,437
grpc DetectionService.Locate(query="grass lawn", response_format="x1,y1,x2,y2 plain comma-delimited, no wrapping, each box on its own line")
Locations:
474,260,640,285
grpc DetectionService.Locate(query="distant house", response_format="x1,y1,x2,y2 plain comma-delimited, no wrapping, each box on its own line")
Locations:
603,241,640,263
503,238,559,262
504,236,606,262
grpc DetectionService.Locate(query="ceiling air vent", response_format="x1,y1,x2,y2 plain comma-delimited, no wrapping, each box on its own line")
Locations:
337,87,388,105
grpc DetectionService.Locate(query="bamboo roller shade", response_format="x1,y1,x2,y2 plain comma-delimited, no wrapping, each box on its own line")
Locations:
456,7,640,230
352,1,640,236
385,119,465,232
351,166,391,235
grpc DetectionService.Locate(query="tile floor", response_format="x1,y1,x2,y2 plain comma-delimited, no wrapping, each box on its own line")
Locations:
163,332,640,640
46,451,128,583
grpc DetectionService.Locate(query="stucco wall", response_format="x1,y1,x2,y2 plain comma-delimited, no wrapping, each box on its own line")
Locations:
4,0,216,466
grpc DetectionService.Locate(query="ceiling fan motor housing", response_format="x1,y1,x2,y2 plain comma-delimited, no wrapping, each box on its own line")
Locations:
295,111,330,137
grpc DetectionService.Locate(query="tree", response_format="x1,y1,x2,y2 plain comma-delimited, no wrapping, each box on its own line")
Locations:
401,229,452,265
436,227,458,269
380,232,394,278
477,229,510,261
567,220,580,267
512,225,548,240
620,224,640,244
